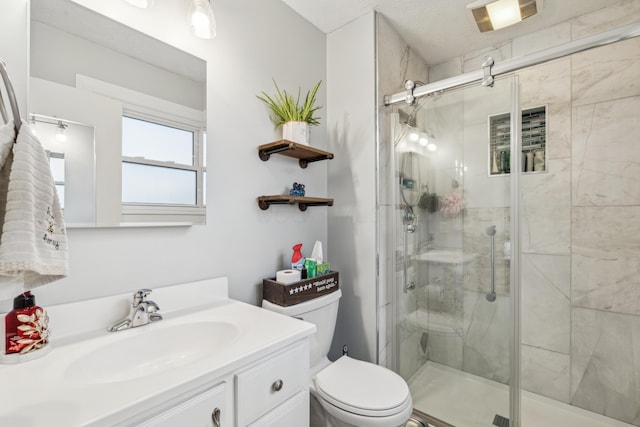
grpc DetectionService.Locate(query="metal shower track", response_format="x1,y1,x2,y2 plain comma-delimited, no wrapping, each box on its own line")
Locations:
384,20,640,106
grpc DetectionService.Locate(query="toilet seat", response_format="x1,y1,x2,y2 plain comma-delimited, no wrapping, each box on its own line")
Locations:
314,356,411,417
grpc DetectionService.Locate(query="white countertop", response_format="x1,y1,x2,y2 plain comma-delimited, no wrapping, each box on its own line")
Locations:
0,277,315,426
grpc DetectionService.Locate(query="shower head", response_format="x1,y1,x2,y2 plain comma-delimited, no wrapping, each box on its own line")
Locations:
485,225,497,236
486,291,496,302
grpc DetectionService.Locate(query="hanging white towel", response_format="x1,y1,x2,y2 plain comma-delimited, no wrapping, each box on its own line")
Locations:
0,120,68,300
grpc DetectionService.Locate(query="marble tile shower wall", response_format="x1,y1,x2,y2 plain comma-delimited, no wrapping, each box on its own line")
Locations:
568,36,640,425
376,14,429,371
518,9,640,426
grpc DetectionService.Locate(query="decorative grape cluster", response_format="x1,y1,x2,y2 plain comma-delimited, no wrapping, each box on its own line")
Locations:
290,182,306,196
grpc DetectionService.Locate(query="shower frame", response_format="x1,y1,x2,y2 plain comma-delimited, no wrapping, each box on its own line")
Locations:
380,19,640,427
384,21,640,107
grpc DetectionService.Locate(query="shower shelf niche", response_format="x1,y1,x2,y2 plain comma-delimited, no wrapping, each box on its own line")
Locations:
258,140,334,168
489,106,547,176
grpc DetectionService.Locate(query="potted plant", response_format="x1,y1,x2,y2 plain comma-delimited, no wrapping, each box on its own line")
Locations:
257,79,322,145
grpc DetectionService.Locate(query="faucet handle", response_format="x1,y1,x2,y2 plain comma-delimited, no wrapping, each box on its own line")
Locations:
133,288,152,305
146,300,160,312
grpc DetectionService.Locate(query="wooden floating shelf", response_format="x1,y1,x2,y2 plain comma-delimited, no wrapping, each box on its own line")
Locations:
258,140,334,168
257,195,334,211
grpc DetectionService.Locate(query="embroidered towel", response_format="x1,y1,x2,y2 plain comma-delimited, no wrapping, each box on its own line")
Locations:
0,121,68,300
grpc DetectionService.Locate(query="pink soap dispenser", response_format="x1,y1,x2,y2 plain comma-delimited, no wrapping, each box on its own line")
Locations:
4,291,49,355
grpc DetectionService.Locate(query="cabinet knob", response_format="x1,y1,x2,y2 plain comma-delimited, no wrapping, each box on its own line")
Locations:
211,407,221,427
272,379,284,392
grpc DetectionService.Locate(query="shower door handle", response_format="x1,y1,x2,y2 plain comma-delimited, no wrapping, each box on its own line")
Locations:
486,225,497,302
403,229,414,293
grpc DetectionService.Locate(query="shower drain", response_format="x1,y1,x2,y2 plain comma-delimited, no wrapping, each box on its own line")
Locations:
492,414,509,427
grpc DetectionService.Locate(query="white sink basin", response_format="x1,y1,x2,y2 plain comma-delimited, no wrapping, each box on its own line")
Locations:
65,321,240,384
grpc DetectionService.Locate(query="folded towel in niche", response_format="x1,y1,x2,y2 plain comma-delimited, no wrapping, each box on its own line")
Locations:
0,121,68,300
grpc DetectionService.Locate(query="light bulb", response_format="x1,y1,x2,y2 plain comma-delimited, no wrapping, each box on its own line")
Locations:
486,0,522,30
189,0,217,39
419,136,429,146
191,12,212,38
56,121,67,142
427,143,437,152
409,132,419,142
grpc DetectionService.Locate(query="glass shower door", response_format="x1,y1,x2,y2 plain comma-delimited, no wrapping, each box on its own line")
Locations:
390,76,518,427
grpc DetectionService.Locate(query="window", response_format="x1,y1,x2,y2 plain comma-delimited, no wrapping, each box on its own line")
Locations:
121,114,206,221
49,153,65,208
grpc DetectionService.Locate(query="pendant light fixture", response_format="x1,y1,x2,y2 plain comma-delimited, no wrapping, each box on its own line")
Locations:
188,0,217,39
56,121,68,142
467,0,540,32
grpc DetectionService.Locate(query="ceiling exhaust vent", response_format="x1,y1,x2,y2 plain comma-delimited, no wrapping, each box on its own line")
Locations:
467,0,542,32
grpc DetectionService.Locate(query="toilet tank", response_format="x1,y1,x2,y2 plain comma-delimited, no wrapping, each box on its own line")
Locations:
262,289,341,369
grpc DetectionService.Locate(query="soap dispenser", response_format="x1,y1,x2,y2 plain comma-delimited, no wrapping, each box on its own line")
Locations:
4,291,49,355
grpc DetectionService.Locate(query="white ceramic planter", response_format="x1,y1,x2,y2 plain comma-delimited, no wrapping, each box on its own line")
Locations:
282,121,310,145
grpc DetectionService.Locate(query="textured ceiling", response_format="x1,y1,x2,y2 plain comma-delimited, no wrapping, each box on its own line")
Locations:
280,0,630,65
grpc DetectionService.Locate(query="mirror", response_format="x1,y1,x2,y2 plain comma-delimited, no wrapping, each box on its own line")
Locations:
29,0,207,227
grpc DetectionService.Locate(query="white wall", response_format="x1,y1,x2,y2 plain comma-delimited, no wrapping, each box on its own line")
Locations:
30,77,122,225
0,0,28,117
327,11,377,362
30,20,205,111
0,0,328,310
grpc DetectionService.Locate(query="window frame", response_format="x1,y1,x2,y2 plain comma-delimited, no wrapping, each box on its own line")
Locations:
121,108,207,222
48,151,66,209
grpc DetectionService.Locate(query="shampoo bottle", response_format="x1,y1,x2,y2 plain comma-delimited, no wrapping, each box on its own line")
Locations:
4,291,49,355
291,243,304,270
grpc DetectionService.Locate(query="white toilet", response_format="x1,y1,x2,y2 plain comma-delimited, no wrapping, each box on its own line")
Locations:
262,289,413,427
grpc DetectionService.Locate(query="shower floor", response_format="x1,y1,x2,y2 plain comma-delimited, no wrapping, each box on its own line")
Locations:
408,361,634,427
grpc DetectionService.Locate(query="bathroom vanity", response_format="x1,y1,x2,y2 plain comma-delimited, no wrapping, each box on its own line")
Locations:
0,277,315,426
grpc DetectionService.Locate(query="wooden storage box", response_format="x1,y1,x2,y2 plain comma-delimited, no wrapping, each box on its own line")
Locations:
262,271,339,307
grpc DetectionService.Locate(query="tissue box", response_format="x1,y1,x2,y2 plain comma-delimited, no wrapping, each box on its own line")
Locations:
262,271,339,307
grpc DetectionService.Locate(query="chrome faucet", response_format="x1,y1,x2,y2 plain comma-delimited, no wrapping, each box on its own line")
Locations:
108,289,163,332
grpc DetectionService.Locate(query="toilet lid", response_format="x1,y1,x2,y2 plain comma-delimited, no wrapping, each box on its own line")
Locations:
314,356,410,416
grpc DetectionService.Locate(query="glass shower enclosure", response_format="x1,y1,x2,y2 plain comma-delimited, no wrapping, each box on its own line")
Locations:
387,77,518,426
382,25,640,426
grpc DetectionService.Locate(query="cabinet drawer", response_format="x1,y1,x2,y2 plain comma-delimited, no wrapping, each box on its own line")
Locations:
137,382,228,427
248,390,309,427
236,340,308,426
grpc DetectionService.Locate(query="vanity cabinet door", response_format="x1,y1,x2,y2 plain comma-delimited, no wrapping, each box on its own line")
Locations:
137,382,228,427
248,390,309,427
